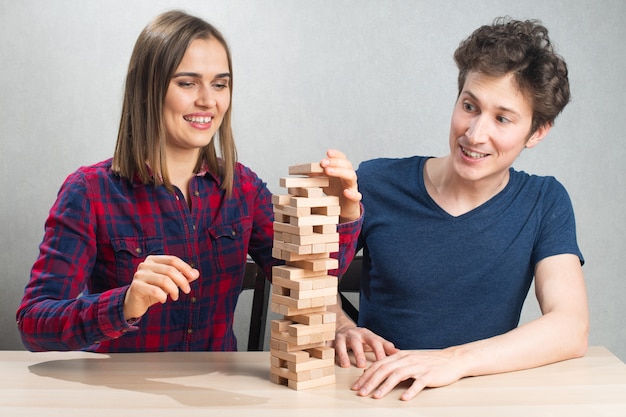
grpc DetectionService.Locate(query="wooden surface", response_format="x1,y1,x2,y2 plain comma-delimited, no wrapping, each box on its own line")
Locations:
1,346,625,416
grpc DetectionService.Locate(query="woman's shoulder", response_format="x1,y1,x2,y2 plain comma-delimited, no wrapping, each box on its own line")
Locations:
63,158,115,182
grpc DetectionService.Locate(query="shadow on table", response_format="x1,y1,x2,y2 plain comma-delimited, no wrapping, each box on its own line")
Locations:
28,353,269,407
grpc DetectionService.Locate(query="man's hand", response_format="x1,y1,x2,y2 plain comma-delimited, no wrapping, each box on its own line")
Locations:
351,349,464,401
334,326,399,368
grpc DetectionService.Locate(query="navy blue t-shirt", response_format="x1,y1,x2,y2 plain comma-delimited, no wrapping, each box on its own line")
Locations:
355,156,583,349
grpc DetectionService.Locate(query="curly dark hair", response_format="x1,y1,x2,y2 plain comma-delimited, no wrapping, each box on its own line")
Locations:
454,17,570,134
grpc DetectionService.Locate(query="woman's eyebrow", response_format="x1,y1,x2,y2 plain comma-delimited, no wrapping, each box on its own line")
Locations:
172,71,231,79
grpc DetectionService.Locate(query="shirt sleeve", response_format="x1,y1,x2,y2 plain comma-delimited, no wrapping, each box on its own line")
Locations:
532,178,584,266
16,170,135,351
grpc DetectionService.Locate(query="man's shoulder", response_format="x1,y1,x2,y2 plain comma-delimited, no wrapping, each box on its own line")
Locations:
510,168,567,195
358,155,427,175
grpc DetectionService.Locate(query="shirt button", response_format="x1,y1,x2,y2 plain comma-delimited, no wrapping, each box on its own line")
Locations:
134,247,142,254
231,230,237,236
193,191,200,197
192,224,196,230
187,329,193,334
191,297,197,303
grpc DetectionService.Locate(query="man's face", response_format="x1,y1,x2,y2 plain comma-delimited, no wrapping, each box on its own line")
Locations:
448,71,548,187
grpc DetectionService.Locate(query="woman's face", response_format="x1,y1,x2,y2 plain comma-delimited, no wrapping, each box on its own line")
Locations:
163,37,231,158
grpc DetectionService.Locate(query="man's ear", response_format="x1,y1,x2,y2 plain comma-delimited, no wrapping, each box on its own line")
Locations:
526,123,552,149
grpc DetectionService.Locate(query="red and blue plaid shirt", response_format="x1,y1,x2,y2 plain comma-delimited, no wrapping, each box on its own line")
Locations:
17,159,361,352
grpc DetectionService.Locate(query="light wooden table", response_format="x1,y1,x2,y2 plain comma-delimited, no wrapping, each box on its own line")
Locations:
1,346,625,416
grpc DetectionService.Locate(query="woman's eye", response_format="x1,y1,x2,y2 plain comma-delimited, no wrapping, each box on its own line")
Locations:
497,116,511,124
177,81,195,88
213,82,229,90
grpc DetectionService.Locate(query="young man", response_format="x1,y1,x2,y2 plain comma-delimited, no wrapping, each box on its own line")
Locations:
333,18,588,400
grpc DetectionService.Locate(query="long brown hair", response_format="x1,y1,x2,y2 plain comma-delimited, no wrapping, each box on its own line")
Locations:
112,10,237,196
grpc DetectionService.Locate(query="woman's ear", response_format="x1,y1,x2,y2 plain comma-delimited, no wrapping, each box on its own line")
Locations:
525,123,552,149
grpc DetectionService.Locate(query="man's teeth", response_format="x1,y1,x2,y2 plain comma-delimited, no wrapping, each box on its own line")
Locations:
185,116,212,123
462,147,487,159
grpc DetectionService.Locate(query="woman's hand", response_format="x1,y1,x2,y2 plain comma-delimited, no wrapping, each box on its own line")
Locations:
320,149,362,222
123,255,199,320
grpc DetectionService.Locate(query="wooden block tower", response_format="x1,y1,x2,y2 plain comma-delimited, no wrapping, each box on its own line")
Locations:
269,162,339,390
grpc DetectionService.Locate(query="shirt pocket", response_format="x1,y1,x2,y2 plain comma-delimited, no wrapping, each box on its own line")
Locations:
206,217,253,274
110,237,164,284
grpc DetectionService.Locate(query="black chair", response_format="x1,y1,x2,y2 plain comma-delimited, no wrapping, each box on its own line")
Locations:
338,255,362,323
241,262,271,351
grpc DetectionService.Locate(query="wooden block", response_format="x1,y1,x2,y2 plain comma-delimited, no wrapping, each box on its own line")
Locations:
307,345,335,360
272,265,327,279
287,257,339,271
272,328,335,347
273,249,332,262
271,293,311,309
288,374,335,390
269,372,288,386
271,247,284,260
271,337,325,352
288,162,324,175
272,276,313,291
270,302,326,317
325,242,340,253
288,312,324,325
274,221,314,236
313,224,337,234
311,275,338,290
274,204,312,218
270,347,310,363
271,366,309,382
271,194,292,205
289,187,325,198
270,319,293,332
273,240,312,255
292,232,339,245
309,366,335,380
274,212,290,223
280,177,329,189
287,322,336,337
290,195,339,208
311,243,327,254
322,311,336,323
288,357,335,373
312,205,341,216
290,215,339,226
272,275,335,293
292,285,337,301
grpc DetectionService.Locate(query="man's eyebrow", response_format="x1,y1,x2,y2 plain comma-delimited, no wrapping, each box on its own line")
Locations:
172,71,231,79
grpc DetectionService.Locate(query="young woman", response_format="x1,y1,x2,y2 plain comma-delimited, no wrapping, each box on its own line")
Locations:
17,10,362,352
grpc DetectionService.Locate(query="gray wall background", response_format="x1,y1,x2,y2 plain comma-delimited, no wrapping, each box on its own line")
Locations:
1,0,624,360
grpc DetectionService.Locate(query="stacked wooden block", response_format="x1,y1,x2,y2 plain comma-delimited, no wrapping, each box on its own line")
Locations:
269,162,339,390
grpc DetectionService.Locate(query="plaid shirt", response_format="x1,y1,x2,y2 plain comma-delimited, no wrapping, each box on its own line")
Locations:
17,159,361,352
